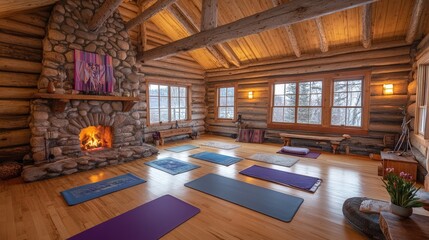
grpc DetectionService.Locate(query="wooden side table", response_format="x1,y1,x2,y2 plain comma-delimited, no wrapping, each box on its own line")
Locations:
379,211,429,240
380,152,418,181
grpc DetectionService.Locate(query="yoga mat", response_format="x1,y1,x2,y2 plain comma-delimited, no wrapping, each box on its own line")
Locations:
240,165,322,193
165,144,199,153
249,153,299,167
201,141,240,150
277,150,321,159
145,157,200,175
61,173,146,206
68,195,200,240
190,151,242,166
185,174,303,222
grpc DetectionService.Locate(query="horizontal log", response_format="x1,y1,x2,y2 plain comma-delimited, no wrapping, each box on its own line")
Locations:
207,126,237,134
409,94,416,103
9,13,48,28
0,19,45,37
160,56,203,70
369,105,403,113
143,60,205,75
371,64,412,74
0,42,42,61
370,95,408,105
408,80,417,95
371,71,410,80
0,72,38,87
0,145,30,162
0,0,57,18
0,116,28,129
370,79,408,86
0,32,42,49
0,87,37,99
0,128,30,148
408,103,416,117
370,83,407,96
368,123,402,133
144,75,204,85
0,57,42,73
0,100,30,115
370,113,404,122
140,65,204,80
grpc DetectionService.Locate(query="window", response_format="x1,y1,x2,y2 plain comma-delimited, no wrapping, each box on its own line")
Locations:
331,79,362,127
416,64,429,138
215,85,236,120
268,71,369,134
148,83,189,124
272,81,322,124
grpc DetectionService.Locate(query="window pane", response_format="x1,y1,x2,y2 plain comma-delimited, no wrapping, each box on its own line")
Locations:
299,82,310,94
226,97,234,106
149,97,159,108
285,83,296,94
334,81,347,92
309,107,322,124
297,108,309,123
179,98,186,108
159,85,168,96
285,95,295,106
171,97,178,108
220,88,227,96
283,107,295,123
149,85,158,96
218,107,226,118
274,84,285,95
180,109,186,120
348,80,362,91
150,109,159,123
219,96,227,106
310,93,322,106
179,87,186,97
299,94,310,106
348,92,362,106
346,108,361,127
171,86,178,97
333,92,347,106
312,81,323,93
274,95,284,106
160,109,169,122
331,108,346,126
160,96,169,108
226,107,234,119
272,107,284,122
226,87,234,96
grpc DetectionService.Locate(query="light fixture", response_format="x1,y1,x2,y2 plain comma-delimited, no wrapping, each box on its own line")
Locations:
383,84,393,95
248,91,254,99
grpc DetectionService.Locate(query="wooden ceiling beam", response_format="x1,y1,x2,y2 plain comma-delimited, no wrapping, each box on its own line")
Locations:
140,0,373,62
166,3,229,68
361,4,372,48
88,0,123,31
125,0,176,31
0,0,58,18
417,33,429,51
405,0,425,44
315,17,329,52
201,0,218,31
271,0,301,58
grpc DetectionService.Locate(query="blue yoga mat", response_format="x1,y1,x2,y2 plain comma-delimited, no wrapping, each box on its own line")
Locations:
185,174,304,222
61,173,146,206
165,144,199,153
189,151,242,166
145,157,200,175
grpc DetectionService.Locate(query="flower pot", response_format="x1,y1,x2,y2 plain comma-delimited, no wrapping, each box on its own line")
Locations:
390,203,413,218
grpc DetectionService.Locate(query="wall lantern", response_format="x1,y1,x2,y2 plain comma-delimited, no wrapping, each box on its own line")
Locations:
383,84,394,95
248,91,254,99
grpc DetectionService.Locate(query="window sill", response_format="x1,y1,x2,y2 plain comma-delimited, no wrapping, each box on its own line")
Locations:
267,123,368,135
148,120,192,127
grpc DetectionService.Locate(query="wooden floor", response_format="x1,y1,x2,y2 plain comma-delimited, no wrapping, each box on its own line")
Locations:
1,135,428,240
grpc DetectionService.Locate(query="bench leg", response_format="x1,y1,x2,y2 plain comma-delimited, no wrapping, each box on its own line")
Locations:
160,138,164,146
331,143,339,154
283,138,291,146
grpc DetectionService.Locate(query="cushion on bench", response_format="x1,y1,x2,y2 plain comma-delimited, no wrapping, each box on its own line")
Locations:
280,146,310,155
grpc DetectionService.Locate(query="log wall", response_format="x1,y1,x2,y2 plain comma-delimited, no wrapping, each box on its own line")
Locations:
0,11,50,162
205,45,412,155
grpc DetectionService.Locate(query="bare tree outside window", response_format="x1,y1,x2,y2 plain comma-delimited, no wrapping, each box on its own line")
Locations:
218,87,235,119
149,84,188,124
331,79,362,127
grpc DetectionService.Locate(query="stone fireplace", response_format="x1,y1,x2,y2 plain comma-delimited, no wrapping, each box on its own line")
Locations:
21,0,157,182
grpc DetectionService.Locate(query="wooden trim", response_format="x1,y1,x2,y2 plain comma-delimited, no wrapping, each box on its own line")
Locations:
214,83,238,122
405,0,425,44
140,0,374,61
361,4,372,48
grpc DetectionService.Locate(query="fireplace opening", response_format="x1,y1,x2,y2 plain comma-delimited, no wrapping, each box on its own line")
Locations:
79,126,112,151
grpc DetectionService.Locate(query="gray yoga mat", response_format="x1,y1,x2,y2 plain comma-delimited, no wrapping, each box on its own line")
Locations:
185,174,304,222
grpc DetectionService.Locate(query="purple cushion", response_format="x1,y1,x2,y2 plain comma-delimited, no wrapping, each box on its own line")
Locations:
281,146,310,155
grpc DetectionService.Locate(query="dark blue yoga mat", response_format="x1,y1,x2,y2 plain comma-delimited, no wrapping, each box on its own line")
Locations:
61,173,146,206
145,157,200,175
189,151,242,166
68,195,200,240
240,165,322,193
165,144,199,153
185,174,304,222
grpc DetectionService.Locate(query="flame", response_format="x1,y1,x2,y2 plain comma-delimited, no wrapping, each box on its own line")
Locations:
79,126,112,151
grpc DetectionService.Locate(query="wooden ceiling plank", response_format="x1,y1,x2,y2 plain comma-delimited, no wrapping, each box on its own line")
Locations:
0,0,58,18
361,4,372,48
315,17,329,52
140,0,373,62
271,0,301,58
201,0,218,31
88,0,123,31
405,0,425,44
125,0,176,31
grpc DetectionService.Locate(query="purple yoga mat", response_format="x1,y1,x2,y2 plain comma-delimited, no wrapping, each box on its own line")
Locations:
240,165,322,193
276,150,321,159
68,195,200,240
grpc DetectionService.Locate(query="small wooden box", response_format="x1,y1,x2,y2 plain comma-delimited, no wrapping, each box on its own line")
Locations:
380,151,418,182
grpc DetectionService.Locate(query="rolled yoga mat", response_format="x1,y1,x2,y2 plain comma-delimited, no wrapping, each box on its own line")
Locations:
68,195,200,240
185,173,303,222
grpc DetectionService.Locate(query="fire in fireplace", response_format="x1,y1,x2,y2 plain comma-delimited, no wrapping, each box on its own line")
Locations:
79,126,112,151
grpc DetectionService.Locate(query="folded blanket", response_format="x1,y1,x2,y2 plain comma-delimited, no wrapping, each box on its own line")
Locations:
359,199,390,213
281,146,310,155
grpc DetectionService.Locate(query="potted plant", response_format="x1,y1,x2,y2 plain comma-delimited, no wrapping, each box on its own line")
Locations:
152,131,160,146
382,168,422,217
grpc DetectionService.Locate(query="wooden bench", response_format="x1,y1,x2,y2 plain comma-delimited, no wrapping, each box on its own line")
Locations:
159,127,193,145
279,133,350,154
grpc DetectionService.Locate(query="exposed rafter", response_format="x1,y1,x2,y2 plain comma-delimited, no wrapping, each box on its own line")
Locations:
0,0,58,17
361,4,372,48
88,0,123,31
418,33,429,50
140,0,373,62
201,0,218,31
315,17,329,53
125,0,176,31
271,0,301,58
405,0,425,44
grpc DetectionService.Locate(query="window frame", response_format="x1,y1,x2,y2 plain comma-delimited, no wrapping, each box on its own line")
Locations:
267,70,370,134
415,53,429,139
146,81,192,126
214,83,237,122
